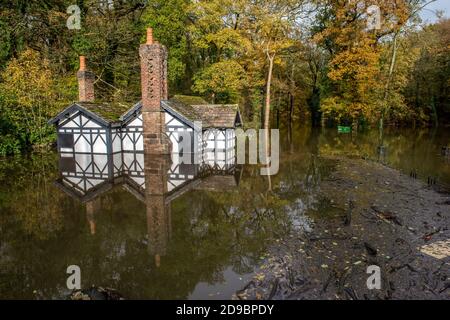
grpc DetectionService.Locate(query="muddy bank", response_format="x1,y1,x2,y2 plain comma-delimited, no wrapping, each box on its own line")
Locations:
68,286,124,300
234,156,450,300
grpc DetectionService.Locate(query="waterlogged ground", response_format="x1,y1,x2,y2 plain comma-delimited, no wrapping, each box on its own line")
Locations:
235,156,449,300
0,127,449,299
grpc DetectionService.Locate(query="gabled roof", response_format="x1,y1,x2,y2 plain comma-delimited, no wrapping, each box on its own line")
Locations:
48,102,131,126
161,99,200,128
50,96,243,129
120,101,142,123
77,102,131,123
121,96,242,129
190,104,241,128
169,95,241,128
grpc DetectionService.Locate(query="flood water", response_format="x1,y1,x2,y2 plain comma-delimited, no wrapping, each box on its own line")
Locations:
0,127,449,299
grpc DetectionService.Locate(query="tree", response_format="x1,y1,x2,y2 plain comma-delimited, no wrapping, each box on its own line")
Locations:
0,49,59,153
141,0,191,92
404,18,450,126
192,60,248,103
312,0,412,128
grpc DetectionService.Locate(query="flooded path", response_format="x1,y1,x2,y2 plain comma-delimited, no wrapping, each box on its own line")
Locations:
0,127,449,299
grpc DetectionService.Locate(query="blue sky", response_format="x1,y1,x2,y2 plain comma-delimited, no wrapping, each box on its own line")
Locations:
419,0,450,23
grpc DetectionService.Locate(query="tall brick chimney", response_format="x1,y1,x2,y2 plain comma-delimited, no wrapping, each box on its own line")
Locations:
77,56,95,102
139,28,171,154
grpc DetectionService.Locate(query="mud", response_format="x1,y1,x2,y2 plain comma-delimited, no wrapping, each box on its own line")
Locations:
234,157,450,300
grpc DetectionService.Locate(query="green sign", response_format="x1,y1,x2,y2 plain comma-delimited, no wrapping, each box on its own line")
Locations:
338,126,351,133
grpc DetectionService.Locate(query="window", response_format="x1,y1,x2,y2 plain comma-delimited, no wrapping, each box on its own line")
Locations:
59,133,74,151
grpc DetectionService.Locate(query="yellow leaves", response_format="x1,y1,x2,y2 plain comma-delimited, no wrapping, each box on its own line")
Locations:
1,49,55,110
192,60,248,101
321,97,379,124
314,1,412,123
187,0,301,105
327,42,381,106
205,28,252,54
321,97,347,120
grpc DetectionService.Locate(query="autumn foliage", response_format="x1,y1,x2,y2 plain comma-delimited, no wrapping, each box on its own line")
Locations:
0,1,449,154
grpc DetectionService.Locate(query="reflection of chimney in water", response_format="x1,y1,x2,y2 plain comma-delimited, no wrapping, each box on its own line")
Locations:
144,154,172,267
85,199,100,235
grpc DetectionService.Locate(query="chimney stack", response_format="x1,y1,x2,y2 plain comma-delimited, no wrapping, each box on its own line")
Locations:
146,28,154,45
77,56,95,102
139,27,170,154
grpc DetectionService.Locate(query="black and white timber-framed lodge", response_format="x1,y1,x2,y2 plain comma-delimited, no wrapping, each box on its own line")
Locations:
48,28,242,169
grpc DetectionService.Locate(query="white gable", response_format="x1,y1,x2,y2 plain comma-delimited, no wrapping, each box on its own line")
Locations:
166,112,188,128
127,115,143,127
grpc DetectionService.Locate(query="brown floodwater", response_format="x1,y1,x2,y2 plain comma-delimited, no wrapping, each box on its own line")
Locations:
0,126,448,299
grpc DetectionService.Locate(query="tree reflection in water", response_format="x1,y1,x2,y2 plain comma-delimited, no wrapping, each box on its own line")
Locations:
0,127,449,299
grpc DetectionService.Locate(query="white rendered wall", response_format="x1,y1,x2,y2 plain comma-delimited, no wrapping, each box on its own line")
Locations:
122,115,143,151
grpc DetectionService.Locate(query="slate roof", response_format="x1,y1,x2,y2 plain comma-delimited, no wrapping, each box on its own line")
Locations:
77,102,131,123
121,95,242,129
162,98,241,129
191,104,240,128
50,96,242,129
172,95,208,105
48,102,132,126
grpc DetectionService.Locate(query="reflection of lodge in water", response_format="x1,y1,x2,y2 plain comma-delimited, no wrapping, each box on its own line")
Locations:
54,148,241,267
49,27,243,268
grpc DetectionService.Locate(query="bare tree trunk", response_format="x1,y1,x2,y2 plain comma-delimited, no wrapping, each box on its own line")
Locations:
379,0,436,138
265,53,274,131
288,92,294,127
288,64,295,128
276,93,281,129
380,32,398,143
264,51,275,191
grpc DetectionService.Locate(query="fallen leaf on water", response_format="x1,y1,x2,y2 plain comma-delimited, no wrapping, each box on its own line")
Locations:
255,273,265,281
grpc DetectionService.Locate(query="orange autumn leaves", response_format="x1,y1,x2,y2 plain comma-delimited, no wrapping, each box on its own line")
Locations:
314,0,412,124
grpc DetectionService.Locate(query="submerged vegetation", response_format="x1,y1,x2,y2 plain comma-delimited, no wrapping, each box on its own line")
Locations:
0,1,449,154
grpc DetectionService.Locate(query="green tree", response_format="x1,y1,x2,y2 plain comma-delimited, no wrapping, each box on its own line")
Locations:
0,49,60,153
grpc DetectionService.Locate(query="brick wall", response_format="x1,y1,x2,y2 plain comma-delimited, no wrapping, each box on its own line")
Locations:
77,56,95,102
139,28,171,154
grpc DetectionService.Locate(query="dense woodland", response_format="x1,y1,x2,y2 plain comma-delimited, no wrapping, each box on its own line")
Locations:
0,0,449,155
